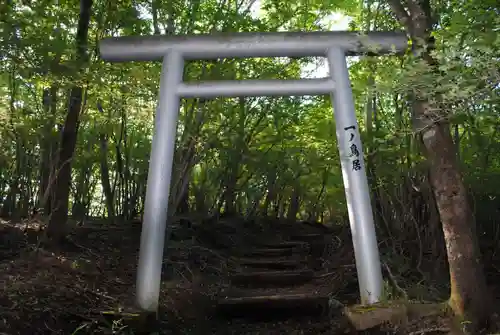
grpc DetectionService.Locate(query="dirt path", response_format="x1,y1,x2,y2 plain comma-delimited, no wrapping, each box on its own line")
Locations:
0,216,479,334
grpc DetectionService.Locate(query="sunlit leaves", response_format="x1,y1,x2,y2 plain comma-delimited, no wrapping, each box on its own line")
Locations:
1,0,499,221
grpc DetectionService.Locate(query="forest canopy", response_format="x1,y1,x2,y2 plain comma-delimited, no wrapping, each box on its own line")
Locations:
1,0,500,333
1,1,498,225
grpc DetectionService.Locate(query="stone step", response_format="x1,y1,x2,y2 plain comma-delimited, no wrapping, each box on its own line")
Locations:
237,247,305,258
217,290,329,319
230,269,314,288
255,241,310,249
232,256,309,270
289,233,324,242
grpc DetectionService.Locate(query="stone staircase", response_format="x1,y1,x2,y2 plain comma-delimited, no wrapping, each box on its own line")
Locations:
216,227,336,321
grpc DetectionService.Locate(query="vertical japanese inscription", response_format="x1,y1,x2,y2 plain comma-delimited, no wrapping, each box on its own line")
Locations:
344,125,362,171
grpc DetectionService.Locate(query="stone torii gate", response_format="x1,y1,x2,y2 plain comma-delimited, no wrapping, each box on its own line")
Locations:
99,31,408,313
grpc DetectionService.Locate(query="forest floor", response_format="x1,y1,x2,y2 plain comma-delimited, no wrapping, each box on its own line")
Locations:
0,216,498,335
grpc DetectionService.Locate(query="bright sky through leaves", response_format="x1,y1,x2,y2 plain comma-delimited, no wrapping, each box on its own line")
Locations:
248,0,352,77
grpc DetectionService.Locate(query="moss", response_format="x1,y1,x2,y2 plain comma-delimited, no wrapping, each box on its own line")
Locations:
345,299,449,331
448,276,466,317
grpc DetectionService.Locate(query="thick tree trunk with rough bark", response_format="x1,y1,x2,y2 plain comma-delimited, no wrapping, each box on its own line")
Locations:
388,0,492,332
419,101,490,330
46,0,93,244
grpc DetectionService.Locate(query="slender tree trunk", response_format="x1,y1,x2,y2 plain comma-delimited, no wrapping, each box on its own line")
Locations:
261,169,277,216
1,186,15,218
114,104,126,216
193,184,206,213
97,101,115,221
177,187,189,214
287,187,300,222
72,168,87,220
223,159,240,215
389,1,492,331
151,0,161,34
39,85,59,215
121,110,130,218
46,0,93,244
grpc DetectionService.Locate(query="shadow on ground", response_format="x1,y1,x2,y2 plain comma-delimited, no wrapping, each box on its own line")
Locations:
0,216,497,334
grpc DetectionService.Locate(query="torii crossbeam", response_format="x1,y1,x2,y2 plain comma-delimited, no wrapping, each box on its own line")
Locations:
99,30,408,312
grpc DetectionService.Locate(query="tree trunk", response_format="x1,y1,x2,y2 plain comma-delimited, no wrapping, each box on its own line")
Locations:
418,100,490,331
121,109,130,218
286,187,300,222
97,101,115,221
72,159,93,220
193,184,206,213
46,0,93,244
39,85,59,215
177,186,189,214
114,105,126,216
308,172,327,222
223,158,240,215
1,185,16,218
261,169,277,216
388,1,492,331
151,0,161,34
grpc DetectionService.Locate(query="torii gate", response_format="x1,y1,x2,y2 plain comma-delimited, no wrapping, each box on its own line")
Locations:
99,31,408,312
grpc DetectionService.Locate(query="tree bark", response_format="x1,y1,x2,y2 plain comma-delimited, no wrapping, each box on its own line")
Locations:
151,0,161,34
388,0,492,332
39,85,58,216
286,186,300,222
261,169,278,216
46,0,93,244
96,101,115,221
